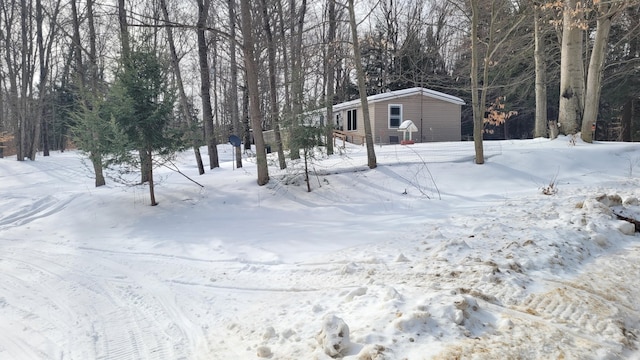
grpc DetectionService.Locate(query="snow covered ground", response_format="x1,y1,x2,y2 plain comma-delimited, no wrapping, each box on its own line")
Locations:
1,136,640,360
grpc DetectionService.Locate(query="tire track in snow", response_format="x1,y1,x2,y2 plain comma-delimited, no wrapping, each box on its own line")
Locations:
0,245,196,360
437,245,640,358
70,270,194,360
0,194,77,230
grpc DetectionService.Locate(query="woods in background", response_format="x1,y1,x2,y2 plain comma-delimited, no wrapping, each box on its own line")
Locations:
0,0,638,177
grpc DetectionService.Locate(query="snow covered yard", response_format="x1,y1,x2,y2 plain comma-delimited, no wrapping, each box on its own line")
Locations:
1,136,640,359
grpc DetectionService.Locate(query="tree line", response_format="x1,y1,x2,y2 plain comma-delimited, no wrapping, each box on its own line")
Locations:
0,0,638,195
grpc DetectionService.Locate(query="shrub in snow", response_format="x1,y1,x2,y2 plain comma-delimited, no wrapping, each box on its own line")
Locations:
316,314,351,358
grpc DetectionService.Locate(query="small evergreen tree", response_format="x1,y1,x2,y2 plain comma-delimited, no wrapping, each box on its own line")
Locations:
290,120,324,192
71,96,129,187
106,49,182,206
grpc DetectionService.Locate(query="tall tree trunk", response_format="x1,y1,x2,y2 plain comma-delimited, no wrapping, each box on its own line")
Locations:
242,81,251,150
228,0,243,168
324,0,336,155
2,2,20,160
260,0,286,170
18,0,28,161
276,0,292,149
470,0,484,164
160,0,205,175
288,0,306,160
0,73,5,158
86,0,105,186
558,0,584,135
71,0,85,88
87,0,97,93
30,0,46,160
74,0,105,186
240,0,269,185
347,0,376,169
118,0,150,183
621,98,632,142
146,149,158,206
34,0,60,156
197,0,220,169
581,3,623,143
118,0,130,60
534,2,548,138
580,16,609,142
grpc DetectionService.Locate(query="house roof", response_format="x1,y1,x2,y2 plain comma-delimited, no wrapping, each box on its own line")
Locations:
332,87,465,112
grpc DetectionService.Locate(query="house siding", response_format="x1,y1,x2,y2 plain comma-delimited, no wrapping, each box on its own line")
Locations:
333,88,463,145
372,94,461,144
335,106,371,145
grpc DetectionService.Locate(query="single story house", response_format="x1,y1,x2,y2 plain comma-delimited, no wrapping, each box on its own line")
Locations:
330,87,465,145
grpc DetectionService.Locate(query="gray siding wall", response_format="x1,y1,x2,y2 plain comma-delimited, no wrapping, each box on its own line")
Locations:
372,94,461,144
335,93,461,145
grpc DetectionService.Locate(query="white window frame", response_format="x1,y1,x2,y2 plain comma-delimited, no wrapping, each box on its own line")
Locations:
388,104,403,129
347,109,357,131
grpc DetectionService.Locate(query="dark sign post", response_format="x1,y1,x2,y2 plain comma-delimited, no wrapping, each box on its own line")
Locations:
229,135,242,169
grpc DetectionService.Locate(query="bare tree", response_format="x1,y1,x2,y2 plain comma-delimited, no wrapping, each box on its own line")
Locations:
289,0,307,160
118,0,151,183
72,0,106,186
197,0,219,169
557,0,585,135
1,0,20,160
275,0,292,150
324,0,337,156
18,0,30,161
469,0,484,163
240,0,269,185
160,0,205,175
118,0,130,58
468,0,526,163
347,0,376,169
259,0,287,169
228,0,243,168
533,2,548,138
580,1,628,142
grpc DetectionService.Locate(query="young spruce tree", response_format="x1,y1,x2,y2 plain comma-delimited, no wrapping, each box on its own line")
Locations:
71,96,128,187
290,119,325,192
107,49,181,206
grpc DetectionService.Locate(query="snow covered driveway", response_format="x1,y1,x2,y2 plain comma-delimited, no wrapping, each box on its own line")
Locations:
1,138,640,359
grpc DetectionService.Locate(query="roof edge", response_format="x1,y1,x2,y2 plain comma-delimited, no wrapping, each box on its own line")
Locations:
331,87,465,111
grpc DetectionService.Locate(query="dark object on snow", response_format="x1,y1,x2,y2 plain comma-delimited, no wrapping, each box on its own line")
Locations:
613,211,640,232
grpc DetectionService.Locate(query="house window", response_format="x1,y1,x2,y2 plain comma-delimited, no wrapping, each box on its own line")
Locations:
347,109,357,131
389,104,402,129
